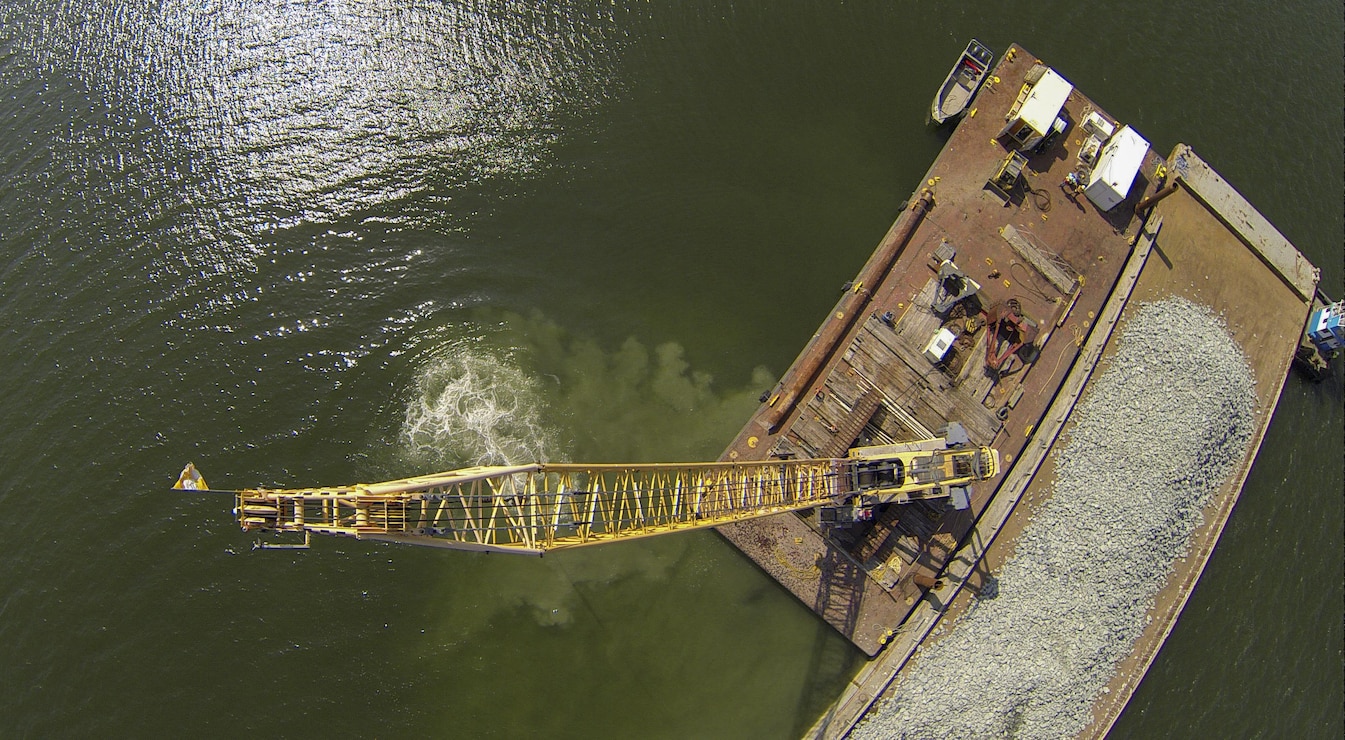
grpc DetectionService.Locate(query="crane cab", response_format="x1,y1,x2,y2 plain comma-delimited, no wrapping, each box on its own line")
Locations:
826,426,1001,525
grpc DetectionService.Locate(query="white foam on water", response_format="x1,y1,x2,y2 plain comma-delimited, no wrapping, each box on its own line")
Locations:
401,340,560,468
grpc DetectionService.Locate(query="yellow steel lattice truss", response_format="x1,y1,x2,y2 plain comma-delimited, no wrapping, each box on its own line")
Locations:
231,460,848,555
179,435,999,555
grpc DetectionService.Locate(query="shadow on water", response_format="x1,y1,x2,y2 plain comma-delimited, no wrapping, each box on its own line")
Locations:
784,546,869,733
794,595,865,736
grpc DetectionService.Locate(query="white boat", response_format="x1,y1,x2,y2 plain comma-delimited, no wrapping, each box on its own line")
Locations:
931,39,995,124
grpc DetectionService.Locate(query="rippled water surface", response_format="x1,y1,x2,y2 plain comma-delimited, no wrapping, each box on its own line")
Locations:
0,1,1339,737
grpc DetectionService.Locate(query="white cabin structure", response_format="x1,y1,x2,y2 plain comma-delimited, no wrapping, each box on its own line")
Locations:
1084,125,1151,211
998,65,1072,151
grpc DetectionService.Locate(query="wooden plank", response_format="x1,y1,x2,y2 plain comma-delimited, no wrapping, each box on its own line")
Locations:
823,389,882,458
848,315,1001,445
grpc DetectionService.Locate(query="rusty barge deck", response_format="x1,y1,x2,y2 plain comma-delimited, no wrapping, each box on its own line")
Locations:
716,43,1167,657
707,44,1320,738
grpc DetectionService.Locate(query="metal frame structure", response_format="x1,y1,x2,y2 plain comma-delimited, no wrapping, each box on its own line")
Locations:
176,435,998,555
228,459,846,555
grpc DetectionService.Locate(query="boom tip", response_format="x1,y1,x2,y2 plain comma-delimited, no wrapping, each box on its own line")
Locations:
173,463,209,491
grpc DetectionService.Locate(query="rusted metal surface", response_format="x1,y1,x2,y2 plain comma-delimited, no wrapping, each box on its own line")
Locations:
803,148,1316,740
716,44,1166,655
763,191,935,434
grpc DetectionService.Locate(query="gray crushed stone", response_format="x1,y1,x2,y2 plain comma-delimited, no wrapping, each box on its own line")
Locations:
852,296,1257,740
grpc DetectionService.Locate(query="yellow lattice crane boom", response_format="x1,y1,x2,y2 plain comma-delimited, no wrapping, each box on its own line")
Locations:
174,430,998,555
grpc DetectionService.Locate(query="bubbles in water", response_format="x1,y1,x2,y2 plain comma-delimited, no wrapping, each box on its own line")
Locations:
399,310,777,468
401,340,559,467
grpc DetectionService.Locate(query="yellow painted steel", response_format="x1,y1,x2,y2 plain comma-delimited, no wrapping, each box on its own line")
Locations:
173,463,208,491
848,445,999,504
229,459,847,555
181,437,1000,555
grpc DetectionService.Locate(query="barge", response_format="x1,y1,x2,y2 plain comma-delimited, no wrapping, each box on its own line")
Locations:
707,44,1320,738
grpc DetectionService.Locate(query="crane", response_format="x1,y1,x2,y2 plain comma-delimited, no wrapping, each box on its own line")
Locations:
175,428,999,555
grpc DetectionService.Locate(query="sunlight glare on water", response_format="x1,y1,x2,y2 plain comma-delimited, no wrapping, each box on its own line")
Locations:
33,0,620,226
11,0,627,347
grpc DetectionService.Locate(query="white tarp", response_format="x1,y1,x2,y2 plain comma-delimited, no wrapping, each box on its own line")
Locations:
1085,125,1150,211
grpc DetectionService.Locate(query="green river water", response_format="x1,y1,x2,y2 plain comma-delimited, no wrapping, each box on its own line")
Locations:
0,1,1340,737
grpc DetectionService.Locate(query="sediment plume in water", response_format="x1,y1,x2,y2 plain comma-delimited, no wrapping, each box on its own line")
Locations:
397,314,779,626
400,311,775,468
853,296,1257,740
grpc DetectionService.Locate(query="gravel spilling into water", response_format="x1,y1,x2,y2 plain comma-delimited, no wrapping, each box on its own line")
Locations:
853,297,1257,740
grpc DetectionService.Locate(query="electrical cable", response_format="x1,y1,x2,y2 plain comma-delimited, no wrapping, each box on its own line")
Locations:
1028,185,1052,212
1009,261,1057,303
